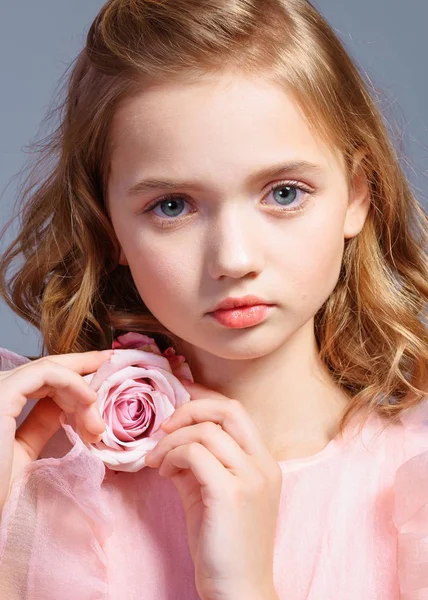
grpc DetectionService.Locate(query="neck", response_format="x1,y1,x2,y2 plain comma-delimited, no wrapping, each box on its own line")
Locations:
176,319,350,461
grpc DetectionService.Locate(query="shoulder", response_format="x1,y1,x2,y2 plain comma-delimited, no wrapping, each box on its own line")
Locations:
392,395,428,595
393,395,428,505
397,394,428,457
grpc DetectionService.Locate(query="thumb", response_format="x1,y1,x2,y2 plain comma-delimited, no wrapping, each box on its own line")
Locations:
15,397,63,461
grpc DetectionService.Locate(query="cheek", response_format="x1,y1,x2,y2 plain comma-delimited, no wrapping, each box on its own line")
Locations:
281,212,345,307
113,218,184,302
127,244,196,319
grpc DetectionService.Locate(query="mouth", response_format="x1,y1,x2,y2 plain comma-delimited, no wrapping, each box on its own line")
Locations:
209,303,269,313
208,295,272,313
207,304,273,329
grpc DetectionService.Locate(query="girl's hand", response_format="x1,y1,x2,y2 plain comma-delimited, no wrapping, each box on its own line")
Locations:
145,381,282,600
0,349,114,516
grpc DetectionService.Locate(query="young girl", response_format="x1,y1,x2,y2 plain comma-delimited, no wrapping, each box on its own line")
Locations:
0,0,427,598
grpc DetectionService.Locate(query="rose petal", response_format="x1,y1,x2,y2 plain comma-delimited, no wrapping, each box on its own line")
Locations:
80,338,194,472
86,350,173,392
112,332,158,350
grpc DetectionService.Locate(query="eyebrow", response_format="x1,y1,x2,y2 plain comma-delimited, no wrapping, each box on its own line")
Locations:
126,160,324,196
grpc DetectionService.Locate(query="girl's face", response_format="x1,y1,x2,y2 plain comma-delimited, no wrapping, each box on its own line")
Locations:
107,71,369,361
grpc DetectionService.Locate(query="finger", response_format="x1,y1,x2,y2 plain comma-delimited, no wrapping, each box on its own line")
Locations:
2,357,106,409
75,406,105,442
158,442,232,485
1,360,107,437
147,422,246,472
31,349,115,376
15,397,64,461
1,349,114,393
161,399,269,462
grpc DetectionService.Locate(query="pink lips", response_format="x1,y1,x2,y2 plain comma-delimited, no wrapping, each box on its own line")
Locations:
209,304,272,328
209,294,271,312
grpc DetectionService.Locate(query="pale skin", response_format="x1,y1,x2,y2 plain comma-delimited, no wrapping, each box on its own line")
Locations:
0,350,113,516
106,69,371,462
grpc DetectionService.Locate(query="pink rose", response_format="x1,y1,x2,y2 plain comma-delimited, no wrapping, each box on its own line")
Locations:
75,333,194,472
112,332,193,383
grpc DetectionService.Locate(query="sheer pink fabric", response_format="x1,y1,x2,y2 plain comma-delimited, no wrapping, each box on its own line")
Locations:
393,401,428,599
0,346,426,599
0,347,32,370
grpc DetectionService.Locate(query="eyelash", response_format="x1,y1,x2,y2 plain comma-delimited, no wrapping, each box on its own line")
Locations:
139,180,315,228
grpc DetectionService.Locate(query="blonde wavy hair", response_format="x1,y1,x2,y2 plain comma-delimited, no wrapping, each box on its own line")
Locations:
0,0,427,436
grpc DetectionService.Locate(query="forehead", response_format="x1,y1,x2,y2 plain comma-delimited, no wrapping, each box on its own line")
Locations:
108,71,345,181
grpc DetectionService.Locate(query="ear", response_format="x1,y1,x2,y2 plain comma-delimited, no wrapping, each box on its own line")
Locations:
343,150,371,240
118,247,129,266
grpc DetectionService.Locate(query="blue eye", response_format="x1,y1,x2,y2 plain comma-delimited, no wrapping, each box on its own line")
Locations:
140,180,315,227
268,183,301,208
150,197,191,219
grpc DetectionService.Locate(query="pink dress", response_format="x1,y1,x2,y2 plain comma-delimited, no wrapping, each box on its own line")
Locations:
0,347,426,599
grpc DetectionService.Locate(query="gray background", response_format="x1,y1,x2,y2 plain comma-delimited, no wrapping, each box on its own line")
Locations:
1,0,427,357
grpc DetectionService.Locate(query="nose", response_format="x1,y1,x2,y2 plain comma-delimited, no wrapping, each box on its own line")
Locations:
206,205,265,280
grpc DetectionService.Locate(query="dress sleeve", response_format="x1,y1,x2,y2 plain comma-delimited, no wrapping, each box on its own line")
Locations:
393,397,428,599
0,347,32,370
0,415,113,599
0,347,113,598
